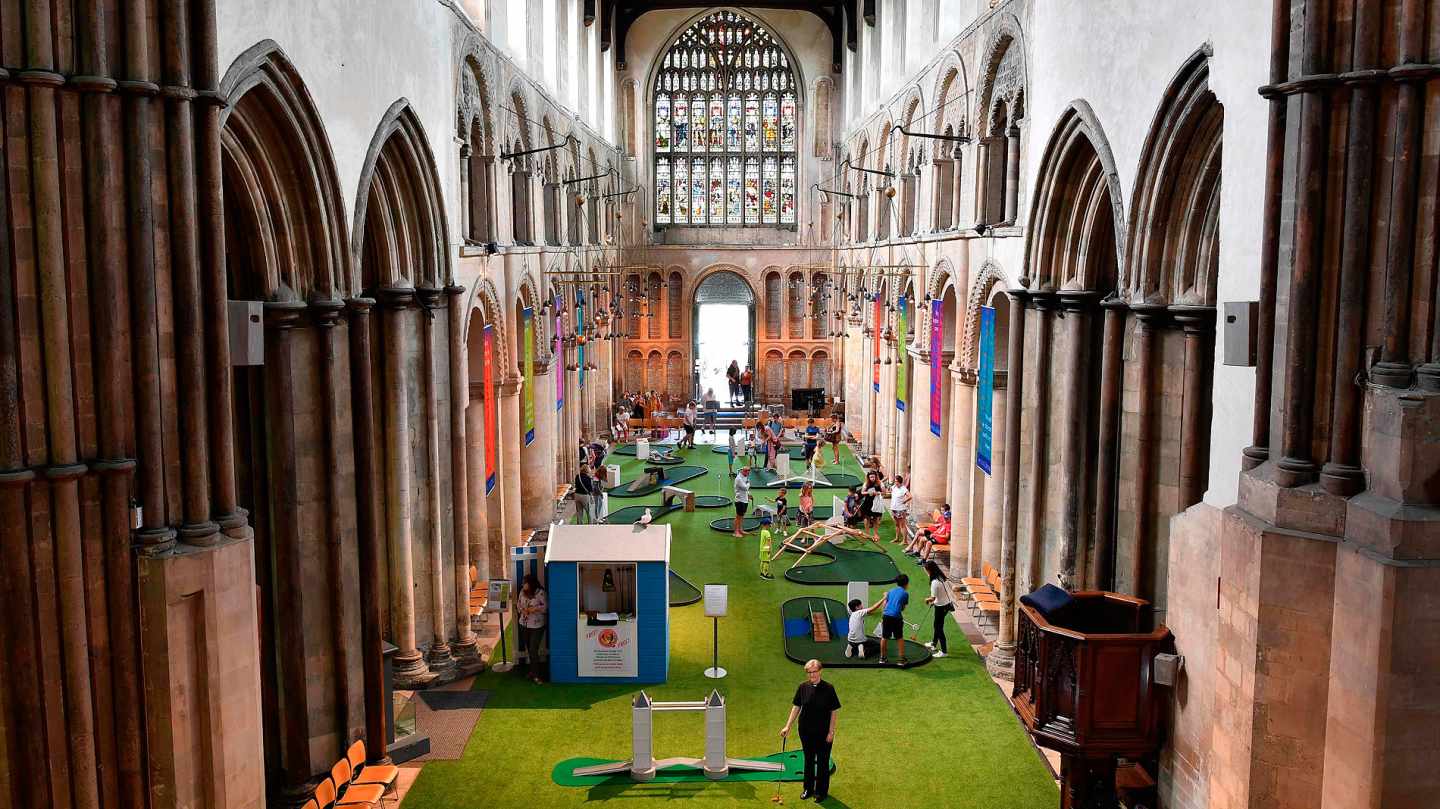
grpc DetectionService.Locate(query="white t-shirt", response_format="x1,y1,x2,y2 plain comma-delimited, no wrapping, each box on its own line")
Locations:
890,485,910,512
930,578,953,608
848,609,867,643
734,474,751,503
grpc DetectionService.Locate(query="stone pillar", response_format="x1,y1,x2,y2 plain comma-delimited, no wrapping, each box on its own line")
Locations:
948,366,976,580
417,288,455,677
447,287,480,665
1024,296,1055,593
1091,299,1127,590
312,298,355,740
988,289,1027,679
522,361,559,527
1127,304,1166,602
980,372,1006,573
377,287,430,687
1056,292,1096,589
1004,124,1021,225
908,349,952,516
1173,306,1215,510
499,376,524,547
345,296,388,758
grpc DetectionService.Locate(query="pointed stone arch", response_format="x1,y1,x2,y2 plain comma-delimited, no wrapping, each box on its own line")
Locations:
1023,101,1125,292
352,100,452,291
1125,47,1222,306
220,40,350,300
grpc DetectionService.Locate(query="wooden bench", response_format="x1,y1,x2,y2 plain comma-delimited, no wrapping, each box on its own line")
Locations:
661,485,695,511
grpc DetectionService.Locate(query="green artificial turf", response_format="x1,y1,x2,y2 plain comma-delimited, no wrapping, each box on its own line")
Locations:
400,442,1058,809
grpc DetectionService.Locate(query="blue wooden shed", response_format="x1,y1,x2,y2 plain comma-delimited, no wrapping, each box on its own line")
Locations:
545,523,671,684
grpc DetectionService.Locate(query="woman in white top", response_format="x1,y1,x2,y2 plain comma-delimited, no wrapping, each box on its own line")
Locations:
517,574,549,683
922,560,953,658
888,474,911,544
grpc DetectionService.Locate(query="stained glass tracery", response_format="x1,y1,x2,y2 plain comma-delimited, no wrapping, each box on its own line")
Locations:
653,11,799,227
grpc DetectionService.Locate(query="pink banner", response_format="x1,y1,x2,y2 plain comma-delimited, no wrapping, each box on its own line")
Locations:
929,298,942,437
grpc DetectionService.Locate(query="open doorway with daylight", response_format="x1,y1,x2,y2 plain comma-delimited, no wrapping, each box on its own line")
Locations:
692,270,755,404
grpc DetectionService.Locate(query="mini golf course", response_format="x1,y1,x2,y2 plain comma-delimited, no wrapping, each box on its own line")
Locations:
611,442,677,455
773,534,902,586
605,465,708,497
748,467,861,489
551,749,833,786
608,494,730,524
668,570,701,606
780,596,932,668
398,440,1059,809
706,505,836,532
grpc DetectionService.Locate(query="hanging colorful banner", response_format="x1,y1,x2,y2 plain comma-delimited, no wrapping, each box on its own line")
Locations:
929,298,943,437
895,295,909,411
976,305,996,475
522,306,536,446
555,294,564,412
483,324,497,493
576,288,586,389
872,294,882,392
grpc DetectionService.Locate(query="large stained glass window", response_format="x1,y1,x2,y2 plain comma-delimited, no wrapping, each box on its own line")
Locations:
654,11,799,228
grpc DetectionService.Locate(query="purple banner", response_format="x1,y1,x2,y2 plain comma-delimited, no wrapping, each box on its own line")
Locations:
555,294,564,411
929,298,943,437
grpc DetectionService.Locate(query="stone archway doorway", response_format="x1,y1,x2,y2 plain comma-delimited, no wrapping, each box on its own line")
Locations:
692,270,756,403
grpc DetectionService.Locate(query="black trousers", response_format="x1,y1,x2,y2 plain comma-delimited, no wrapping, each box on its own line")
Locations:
932,603,952,653
800,733,832,796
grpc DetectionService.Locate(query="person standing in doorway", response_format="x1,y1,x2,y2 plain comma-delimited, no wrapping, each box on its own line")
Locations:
740,366,754,403
517,574,548,684
727,360,741,404
732,466,752,537
781,659,840,802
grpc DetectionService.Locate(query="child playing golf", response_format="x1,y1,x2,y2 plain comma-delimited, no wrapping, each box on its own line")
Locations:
797,482,815,526
772,488,789,529
759,514,775,579
845,597,884,659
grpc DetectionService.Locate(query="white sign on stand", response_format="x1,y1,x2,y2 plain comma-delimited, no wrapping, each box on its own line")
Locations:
636,438,650,460
604,464,621,488
703,584,728,679
703,584,728,617
774,453,791,477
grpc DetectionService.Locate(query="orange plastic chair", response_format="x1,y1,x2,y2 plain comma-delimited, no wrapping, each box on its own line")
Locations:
330,759,385,807
346,740,398,799
314,779,337,808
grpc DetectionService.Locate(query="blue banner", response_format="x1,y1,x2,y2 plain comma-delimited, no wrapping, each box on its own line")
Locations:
976,305,995,475
576,288,585,389
929,299,943,437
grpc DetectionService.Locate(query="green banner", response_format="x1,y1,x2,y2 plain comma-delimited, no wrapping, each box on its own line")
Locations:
895,295,909,411
523,306,535,446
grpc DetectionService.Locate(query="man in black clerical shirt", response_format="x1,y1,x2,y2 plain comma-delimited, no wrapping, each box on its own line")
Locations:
781,658,840,801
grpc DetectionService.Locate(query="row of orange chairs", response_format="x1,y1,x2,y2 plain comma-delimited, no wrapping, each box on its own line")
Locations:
960,563,1004,630
303,740,398,808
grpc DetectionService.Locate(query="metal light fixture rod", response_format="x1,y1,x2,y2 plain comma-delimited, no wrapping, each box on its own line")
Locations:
813,181,858,200
890,124,971,144
841,157,895,179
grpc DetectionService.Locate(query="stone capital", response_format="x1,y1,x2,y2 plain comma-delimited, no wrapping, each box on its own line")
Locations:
308,297,345,327
263,299,308,328
375,285,417,310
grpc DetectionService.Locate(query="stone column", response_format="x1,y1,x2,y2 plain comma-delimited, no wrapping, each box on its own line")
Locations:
377,287,430,687
1173,306,1215,509
988,289,1027,680
345,296,388,758
979,372,1006,573
312,299,354,740
1056,292,1096,589
522,360,559,527
417,287,455,677
908,347,952,515
448,286,480,665
499,376,524,547
1091,299,1127,590
1004,124,1021,224
1024,296,1055,593
948,366,976,580
1127,304,1166,602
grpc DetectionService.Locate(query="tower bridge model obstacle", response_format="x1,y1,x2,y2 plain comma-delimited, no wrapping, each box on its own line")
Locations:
570,690,784,782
